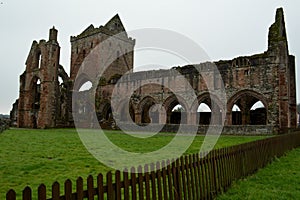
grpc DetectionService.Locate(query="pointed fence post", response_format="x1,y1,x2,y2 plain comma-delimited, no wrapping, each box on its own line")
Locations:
123,169,130,200
23,186,32,200
144,164,150,200
6,189,16,200
52,182,60,200
76,177,84,200
97,173,104,200
107,171,114,200
131,167,137,200
64,179,72,200
87,175,94,200
115,170,121,200
38,184,47,200
138,165,144,200
156,162,163,200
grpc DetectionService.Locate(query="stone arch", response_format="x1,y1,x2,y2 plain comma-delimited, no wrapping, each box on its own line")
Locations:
137,96,158,124
163,95,188,124
58,65,69,83
73,73,93,91
191,92,225,125
56,65,70,122
29,76,42,128
25,42,43,72
191,92,225,111
27,46,42,71
227,89,268,125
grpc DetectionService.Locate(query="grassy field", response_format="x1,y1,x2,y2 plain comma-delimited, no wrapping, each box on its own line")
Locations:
217,147,300,199
0,128,266,199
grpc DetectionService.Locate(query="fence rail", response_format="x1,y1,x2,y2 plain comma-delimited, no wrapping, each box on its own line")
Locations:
6,131,300,200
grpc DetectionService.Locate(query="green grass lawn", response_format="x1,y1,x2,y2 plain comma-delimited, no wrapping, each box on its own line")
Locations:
0,128,266,199
217,147,300,200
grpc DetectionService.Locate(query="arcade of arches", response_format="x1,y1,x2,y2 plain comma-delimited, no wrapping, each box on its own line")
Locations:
94,90,268,127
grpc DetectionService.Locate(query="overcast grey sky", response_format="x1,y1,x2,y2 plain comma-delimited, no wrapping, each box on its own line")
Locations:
0,0,299,114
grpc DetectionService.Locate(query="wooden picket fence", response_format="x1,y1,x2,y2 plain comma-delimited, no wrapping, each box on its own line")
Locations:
6,131,300,200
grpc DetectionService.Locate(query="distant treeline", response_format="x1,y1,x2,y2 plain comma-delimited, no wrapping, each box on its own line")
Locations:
0,114,9,119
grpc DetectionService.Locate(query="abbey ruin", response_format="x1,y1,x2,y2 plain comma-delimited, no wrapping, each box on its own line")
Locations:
10,8,297,134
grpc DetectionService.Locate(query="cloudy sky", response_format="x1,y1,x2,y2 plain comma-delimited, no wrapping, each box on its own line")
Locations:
0,0,299,114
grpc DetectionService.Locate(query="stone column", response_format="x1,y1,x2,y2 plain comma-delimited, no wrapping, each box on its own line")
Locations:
241,108,250,125
188,112,198,125
135,112,141,124
225,111,232,126
159,111,166,124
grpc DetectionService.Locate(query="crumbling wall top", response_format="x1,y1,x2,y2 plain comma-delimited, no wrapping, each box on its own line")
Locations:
70,14,134,43
268,7,288,52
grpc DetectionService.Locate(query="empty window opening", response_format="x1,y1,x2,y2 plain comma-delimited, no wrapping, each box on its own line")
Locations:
32,77,41,128
170,104,186,124
250,101,264,110
232,104,242,125
37,53,42,69
197,103,212,125
250,101,266,125
79,81,92,92
58,77,63,85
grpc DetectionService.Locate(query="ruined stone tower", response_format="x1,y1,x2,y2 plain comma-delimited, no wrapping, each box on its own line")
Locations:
70,14,135,85
16,15,135,128
267,8,297,128
18,27,61,128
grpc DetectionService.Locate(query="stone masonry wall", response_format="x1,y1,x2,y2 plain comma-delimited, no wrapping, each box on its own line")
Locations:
13,8,296,132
